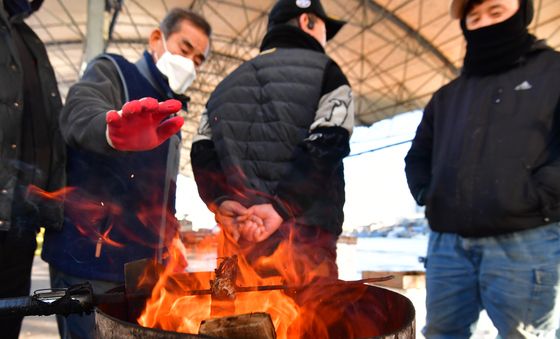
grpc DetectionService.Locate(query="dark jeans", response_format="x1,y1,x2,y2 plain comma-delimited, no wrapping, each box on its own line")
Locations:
0,225,38,339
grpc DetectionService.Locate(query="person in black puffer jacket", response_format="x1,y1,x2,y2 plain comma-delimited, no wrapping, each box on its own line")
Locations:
191,0,354,284
405,0,560,337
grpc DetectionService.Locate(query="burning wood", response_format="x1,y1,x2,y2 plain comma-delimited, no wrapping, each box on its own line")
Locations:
211,255,238,300
199,312,277,339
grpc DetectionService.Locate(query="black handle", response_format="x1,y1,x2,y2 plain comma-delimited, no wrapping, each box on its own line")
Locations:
0,283,94,317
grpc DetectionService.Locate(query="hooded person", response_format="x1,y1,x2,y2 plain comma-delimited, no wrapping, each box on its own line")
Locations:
191,0,354,285
405,0,560,337
40,8,211,339
455,0,536,75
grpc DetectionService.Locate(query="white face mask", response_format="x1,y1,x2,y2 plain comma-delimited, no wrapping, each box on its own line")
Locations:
156,35,197,95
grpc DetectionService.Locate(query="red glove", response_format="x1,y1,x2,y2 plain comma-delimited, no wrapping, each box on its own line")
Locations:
106,97,184,151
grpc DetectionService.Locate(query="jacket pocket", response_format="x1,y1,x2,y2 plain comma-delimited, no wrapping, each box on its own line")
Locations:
479,161,540,217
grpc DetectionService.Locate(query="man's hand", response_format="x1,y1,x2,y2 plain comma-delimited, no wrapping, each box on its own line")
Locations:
106,97,183,151
239,204,283,243
215,200,248,242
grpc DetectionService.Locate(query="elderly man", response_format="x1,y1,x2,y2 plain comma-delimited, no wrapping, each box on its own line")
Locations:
42,8,211,339
405,0,560,337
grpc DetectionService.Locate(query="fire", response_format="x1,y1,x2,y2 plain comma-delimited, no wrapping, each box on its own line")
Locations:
138,235,301,338
137,223,383,339
28,186,409,338
27,185,379,337
28,184,179,252
27,185,129,249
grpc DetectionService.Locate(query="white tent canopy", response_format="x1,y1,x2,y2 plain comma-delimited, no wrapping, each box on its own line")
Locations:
28,0,560,174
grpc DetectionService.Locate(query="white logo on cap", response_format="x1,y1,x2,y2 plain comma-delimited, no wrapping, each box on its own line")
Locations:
296,0,311,9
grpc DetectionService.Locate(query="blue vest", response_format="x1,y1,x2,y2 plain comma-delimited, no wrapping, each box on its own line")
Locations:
42,54,179,282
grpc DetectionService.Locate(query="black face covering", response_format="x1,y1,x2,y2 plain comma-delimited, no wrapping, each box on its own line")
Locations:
461,1,535,76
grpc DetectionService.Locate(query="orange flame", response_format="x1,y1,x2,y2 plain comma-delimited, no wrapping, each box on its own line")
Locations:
28,185,128,247
27,184,179,251
29,185,392,337
135,228,414,338
136,219,389,339
138,233,302,338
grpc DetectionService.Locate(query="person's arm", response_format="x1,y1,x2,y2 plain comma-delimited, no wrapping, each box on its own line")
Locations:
60,57,183,154
191,110,252,241
404,99,435,206
532,99,560,213
191,108,231,210
271,61,354,220
59,58,125,155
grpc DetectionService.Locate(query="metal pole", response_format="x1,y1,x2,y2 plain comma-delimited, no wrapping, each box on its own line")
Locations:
157,136,181,263
84,0,106,67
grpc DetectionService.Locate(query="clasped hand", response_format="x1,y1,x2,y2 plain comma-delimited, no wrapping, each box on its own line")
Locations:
215,200,283,243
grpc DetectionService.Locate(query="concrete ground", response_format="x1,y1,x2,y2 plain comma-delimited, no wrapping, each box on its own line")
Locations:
19,257,498,339
20,258,59,338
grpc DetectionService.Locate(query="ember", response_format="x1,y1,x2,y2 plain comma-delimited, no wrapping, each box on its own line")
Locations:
211,256,238,300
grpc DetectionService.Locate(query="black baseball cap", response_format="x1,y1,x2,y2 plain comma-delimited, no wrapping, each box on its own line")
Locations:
268,0,346,41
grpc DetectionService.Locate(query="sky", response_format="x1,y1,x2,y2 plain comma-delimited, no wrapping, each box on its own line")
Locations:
176,110,425,231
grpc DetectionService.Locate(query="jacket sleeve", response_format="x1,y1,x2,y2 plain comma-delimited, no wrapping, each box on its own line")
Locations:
190,108,230,211
59,57,125,155
271,61,354,220
533,99,560,215
404,98,435,206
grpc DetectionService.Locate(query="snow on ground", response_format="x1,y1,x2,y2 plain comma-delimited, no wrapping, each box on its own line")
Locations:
337,236,427,280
